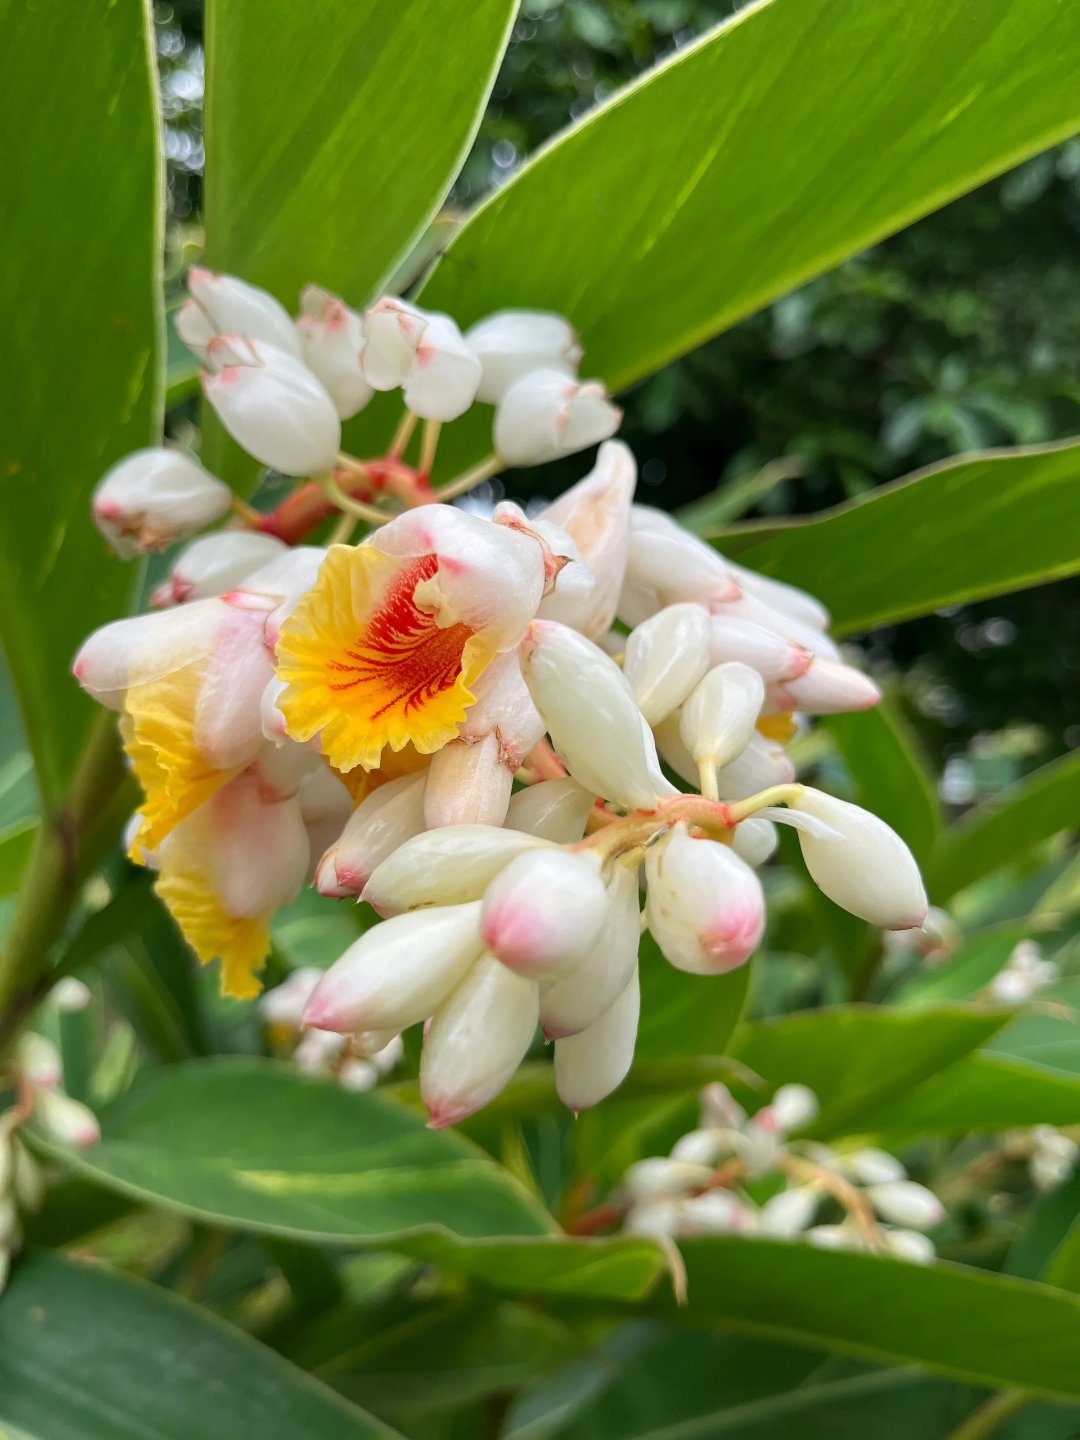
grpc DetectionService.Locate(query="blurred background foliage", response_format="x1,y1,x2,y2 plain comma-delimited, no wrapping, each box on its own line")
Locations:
156,0,1080,799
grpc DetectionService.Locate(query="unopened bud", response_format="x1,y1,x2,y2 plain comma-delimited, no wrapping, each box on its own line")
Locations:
758,1185,820,1237
362,825,553,916
295,285,373,419
708,615,811,682
623,1156,713,1202
465,309,582,403
34,1089,100,1148
645,823,764,974
316,772,426,897
770,658,880,715
679,662,766,779
541,859,640,1038
504,776,595,843
423,734,515,830
151,531,287,607
866,1180,944,1230
679,1190,756,1237
838,1147,906,1185
482,849,607,979
769,1083,819,1134
624,604,711,726
731,817,778,868
49,978,92,1013
17,1033,61,1090
554,963,639,1111
728,562,830,632
626,506,741,607
884,1228,936,1264
92,449,231,558
361,298,481,421
177,268,300,361
494,368,621,466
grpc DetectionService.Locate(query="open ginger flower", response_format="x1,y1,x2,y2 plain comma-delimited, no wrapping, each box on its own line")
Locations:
274,507,547,774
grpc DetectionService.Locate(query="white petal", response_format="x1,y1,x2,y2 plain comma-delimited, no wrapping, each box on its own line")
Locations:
505,777,595,843
401,312,482,422
423,734,515,829
708,615,811,682
771,658,880,715
866,1180,944,1230
153,531,288,607
494,369,620,466
758,1185,820,1237
623,1157,713,1202
625,506,740,606
465,309,581,403
181,269,301,360
728,562,830,631
731,818,778,868
361,296,427,390
295,286,373,420
202,338,341,475
624,604,712,726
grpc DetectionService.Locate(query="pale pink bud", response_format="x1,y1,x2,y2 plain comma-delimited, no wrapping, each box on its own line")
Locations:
361,298,480,421
482,849,607,979
423,734,515,829
700,1081,746,1130
708,615,811,682
421,953,540,1127
624,604,711,726
786,788,927,929
33,1089,100,1148
295,285,373,420
728,562,830,632
316,772,426,898
758,1185,820,1237
519,620,678,810
305,902,484,1035
865,1180,945,1230
151,531,287,607
537,441,636,637
258,967,323,1028
645,823,764,975
625,505,741,607
540,860,640,1039
679,662,766,776
201,337,340,475
713,591,840,663
494,368,621,466
554,963,639,1111
465,309,582,403
770,657,880,715
504,777,595,843
17,1033,61,1090
731,817,778,868
92,448,231,558
623,1157,713,1202
362,825,553,916
177,268,301,361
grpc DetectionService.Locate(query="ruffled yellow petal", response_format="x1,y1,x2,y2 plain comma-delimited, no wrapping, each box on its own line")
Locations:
120,664,237,857
155,858,269,1000
275,544,496,773
757,711,798,744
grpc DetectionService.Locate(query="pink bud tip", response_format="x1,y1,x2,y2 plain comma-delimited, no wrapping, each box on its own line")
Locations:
301,991,349,1034
188,266,214,285
425,1098,477,1130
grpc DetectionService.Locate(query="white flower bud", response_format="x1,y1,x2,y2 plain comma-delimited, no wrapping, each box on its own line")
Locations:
1030,1127,1079,1190
866,1180,945,1230
770,1084,820,1134
731,817,778,868
305,902,484,1035
770,658,880,715
678,1190,757,1237
259,967,323,1028
92,449,231,558
16,1033,61,1090
177,269,301,361
465,309,582,403
423,735,515,830
653,715,792,798
758,1185,820,1237
645,823,765,975
680,662,766,777
837,1147,907,1185
728,562,830,632
482,849,607,979
623,1199,683,1238
624,604,711,726
806,1223,862,1252
541,860,640,1039
49,978,92,1013
315,773,426,898
699,1082,746,1130
293,1028,346,1075
201,337,341,475
670,1129,733,1167
539,442,636,637
295,285,373,420
623,1157,714,1202
714,591,840,663
626,506,741,607
505,777,595,843
151,531,287,607
494,368,621,466
362,825,553,916
361,298,480,421
33,1089,100,1148
708,615,811,682
421,953,540,1127
519,620,677,810
883,1228,936,1264
785,788,928,929
554,963,639,1112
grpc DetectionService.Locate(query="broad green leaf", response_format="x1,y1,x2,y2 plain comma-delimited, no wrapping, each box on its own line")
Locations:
928,751,1080,901
870,1054,1080,1135
0,1252,399,1439
35,1057,663,1300
635,933,751,1061
678,1237,1080,1401
0,0,161,811
987,977,1080,1075
1007,1169,1080,1284
730,1004,1011,1136
824,704,941,867
420,1,1080,414
204,0,515,308
722,441,1080,638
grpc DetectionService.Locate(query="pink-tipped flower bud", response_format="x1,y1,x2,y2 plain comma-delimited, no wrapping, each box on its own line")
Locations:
865,1180,945,1230
423,734,515,830
16,1033,61,1090
645,822,765,975
315,772,426,898
708,615,811,682
714,590,840,663
623,1157,714,1202
304,902,485,1035
680,662,766,778
758,1185,820,1237
150,531,287,607
787,788,928,929
505,777,595,843
33,1089,101,1148
482,849,607,979
625,505,741,607
465,309,582,403
421,954,540,1127
554,962,639,1111
92,449,231,558
728,562,830,632
202,336,341,475
624,604,711,726
362,825,553,916
361,298,480,421
770,658,880,715
540,859,641,1039
295,285,373,420
519,620,677,810
494,368,621,466
176,268,301,361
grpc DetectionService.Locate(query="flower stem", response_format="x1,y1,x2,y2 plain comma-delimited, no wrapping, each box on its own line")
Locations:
435,455,502,503
418,419,442,479
318,474,392,527
388,409,419,461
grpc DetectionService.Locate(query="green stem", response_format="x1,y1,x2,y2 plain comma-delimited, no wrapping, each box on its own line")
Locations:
945,1391,1028,1440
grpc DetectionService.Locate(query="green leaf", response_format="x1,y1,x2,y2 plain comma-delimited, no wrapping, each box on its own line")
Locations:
0,0,161,811
203,0,515,308
891,921,1032,1009
824,703,941,867
730,1004,1011,1136
0,1252,399,1439
722,440,1080,638
678,1237,1080,1401
869,1054,1080,1135
420,1,1080,404
635,933,751,1061
35,1057,663,1301
928,751,1080,901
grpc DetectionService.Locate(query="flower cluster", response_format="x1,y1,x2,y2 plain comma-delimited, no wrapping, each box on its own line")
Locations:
987,939,1058,1004
75,267,928,1128
619,1082,945,1263
259,966,403,1091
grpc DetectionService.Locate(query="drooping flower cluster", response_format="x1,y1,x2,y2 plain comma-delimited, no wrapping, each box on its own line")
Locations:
75,267,929,1127
619,1082,945,1263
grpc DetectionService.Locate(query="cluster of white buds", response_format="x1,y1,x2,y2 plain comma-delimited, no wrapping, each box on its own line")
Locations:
999,1126,1080,1192
987,939,1058,1004
618,1082,944,1263
259,966,403,1091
